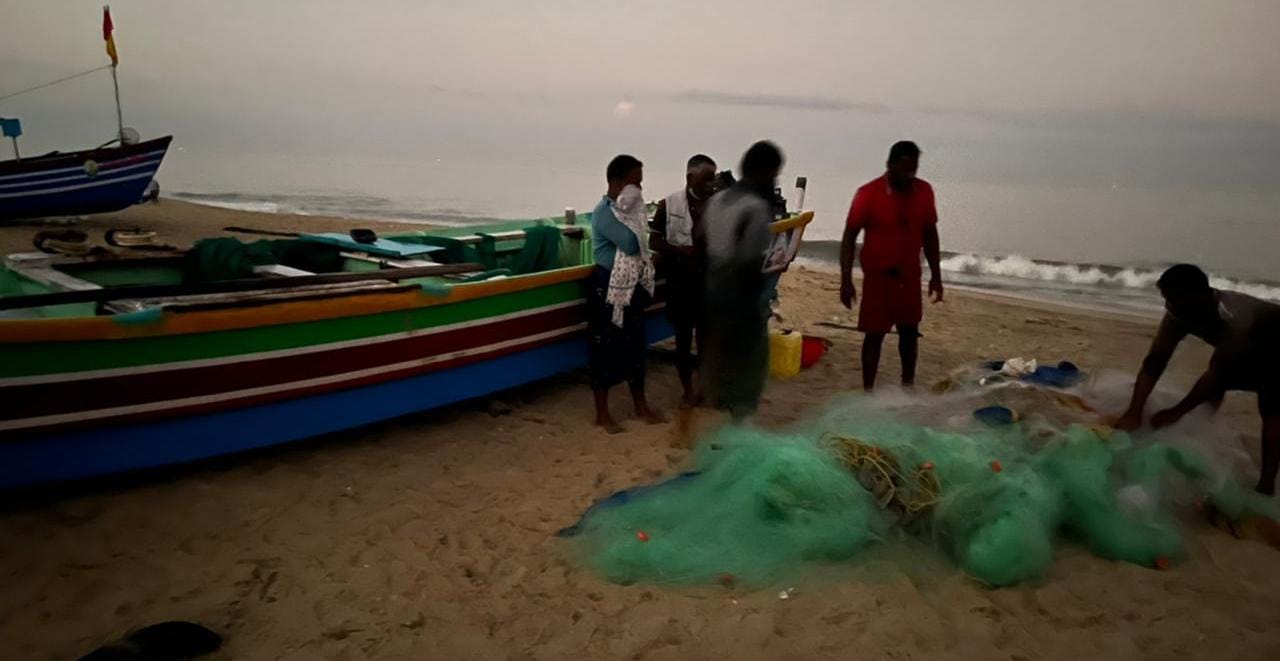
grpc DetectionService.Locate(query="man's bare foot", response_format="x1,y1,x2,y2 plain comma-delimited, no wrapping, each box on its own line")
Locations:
637,406,668,425
671,408,696,449
595,416,625,435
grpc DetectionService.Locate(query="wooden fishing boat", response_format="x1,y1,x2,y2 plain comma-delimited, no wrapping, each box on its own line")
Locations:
0,211,815,488
0,135,172,221
1,6,169,221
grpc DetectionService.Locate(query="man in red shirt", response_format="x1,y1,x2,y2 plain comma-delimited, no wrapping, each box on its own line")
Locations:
839,141,943,390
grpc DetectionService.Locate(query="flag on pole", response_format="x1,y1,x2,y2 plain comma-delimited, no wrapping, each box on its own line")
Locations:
103,6,119,66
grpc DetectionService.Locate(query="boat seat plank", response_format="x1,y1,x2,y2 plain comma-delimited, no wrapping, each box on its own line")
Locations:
339,252,438,269
252,264,315,277
451,226,584,245
9,265,103,292
299,233,445,258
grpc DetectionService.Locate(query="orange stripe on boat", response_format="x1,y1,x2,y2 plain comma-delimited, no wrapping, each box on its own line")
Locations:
0,266,592,343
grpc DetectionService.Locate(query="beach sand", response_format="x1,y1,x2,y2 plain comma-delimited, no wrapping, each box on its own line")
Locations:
1,201,1278,660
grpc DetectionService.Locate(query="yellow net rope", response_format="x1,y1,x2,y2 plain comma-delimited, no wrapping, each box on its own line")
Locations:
827,434,941,529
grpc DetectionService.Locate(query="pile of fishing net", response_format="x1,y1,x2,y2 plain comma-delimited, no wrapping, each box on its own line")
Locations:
560,380,1279,588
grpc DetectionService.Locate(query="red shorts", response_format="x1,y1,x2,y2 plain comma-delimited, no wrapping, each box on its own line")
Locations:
858,272,922,334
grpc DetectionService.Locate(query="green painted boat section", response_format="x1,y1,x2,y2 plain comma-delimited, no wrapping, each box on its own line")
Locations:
0,269,96,319
0,278,587,378
0,217,600,378
66,264,185,288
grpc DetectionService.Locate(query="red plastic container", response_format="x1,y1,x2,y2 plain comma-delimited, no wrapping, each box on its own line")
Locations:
800,335,828,368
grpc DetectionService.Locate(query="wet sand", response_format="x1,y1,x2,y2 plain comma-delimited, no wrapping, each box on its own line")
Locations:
1,201,1278,660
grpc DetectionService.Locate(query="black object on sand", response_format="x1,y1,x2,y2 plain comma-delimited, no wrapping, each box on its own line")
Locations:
78,621,222,661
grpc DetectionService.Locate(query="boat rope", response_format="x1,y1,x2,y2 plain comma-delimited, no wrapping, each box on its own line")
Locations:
0,64,113,106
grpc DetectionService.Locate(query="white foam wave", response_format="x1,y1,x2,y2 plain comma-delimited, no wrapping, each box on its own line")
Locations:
940,253,1280,301
175,195,282,215
1208,276,1280,302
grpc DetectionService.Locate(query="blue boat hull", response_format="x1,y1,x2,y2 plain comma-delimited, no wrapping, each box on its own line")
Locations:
0,136,171,221
0,316,673,489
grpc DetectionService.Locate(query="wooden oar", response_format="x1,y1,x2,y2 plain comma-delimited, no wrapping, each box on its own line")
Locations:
222,226,301,238
0,262,485,311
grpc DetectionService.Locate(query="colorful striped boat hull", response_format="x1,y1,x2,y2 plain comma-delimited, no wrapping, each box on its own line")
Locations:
0,314,671,488
0,257,673,488
0,136,171,221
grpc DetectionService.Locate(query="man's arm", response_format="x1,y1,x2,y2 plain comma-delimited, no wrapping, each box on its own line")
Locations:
1152,362,1225,428
840,225,860,309
649,200,668,253
1115,316,1187,429
595,206,640,256
923,223,942,302
840,192,863,309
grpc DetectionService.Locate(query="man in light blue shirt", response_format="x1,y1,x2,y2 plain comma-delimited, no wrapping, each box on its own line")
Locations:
591,194,641,270
587,154,664,432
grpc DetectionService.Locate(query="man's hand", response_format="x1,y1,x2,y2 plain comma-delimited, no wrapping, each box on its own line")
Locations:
1150,407,1185,430
1112,410,1143,431
928,276,944,303
840,279,857,310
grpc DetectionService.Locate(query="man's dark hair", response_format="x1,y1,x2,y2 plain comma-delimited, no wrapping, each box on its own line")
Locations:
740,141,784,178
687,153,716,170
606,154,642,182
1157,264,1211,294
888,140,922,163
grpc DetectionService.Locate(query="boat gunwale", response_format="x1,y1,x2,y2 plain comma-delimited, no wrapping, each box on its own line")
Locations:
0,264,596,343
0,211,814,344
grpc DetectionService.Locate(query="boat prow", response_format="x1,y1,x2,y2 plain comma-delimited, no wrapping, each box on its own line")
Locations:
0,135,172,221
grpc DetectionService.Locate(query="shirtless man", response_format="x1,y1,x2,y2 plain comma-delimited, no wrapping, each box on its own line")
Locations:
1115,264,1280,495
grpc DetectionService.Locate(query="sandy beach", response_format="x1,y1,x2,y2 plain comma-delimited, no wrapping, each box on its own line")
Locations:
1,200,1278,660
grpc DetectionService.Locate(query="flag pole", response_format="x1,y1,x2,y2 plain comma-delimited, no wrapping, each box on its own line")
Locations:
110,63,123,144
103,5,123,144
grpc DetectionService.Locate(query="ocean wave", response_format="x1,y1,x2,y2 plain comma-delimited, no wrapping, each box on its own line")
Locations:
939,253,1280,301
940,253,1157,288
796,240,1280,302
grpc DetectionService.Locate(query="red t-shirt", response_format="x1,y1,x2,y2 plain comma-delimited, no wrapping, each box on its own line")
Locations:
845,175,938,279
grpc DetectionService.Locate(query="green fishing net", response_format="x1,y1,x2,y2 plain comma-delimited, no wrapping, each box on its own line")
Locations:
562,429,889,586
561,388,1277,588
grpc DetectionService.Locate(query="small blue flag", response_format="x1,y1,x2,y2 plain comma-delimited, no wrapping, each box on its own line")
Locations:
0,118,21,138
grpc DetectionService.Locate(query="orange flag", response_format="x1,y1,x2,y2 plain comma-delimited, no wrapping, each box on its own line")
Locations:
103,6,118,66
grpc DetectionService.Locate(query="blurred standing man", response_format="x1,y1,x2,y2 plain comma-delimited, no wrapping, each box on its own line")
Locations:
839,141,943,390
650,154,718,406
700,141,784,421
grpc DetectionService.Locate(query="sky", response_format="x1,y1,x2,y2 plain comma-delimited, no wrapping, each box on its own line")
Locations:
2,1,1279,191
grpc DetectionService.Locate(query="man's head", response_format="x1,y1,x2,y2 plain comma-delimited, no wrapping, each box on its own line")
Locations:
685,154,717,199
886,140,921,190
714,170,737,193
739,140,784,193
606,155,644,195
1157,264,1216,322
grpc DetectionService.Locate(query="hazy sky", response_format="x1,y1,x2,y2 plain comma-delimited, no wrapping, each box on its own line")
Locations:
3,1,1279,190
